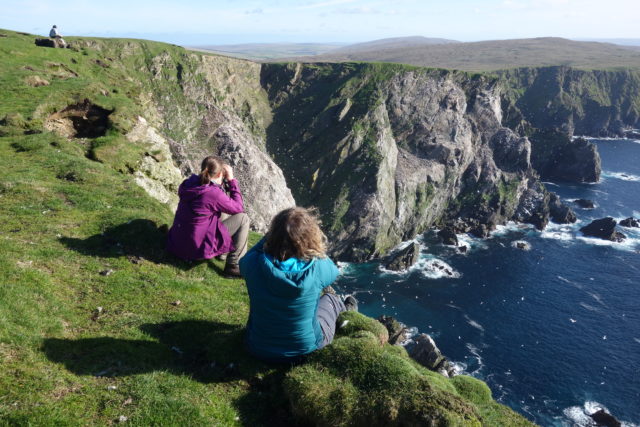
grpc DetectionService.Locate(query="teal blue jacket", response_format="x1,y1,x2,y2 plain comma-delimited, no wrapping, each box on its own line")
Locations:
239,239,339,362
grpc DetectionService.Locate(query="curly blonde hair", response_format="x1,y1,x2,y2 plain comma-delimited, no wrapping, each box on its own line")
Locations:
264,207,327,261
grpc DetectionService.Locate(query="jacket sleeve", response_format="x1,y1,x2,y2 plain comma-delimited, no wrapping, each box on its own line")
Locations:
208,179,244,215
318,258,340,290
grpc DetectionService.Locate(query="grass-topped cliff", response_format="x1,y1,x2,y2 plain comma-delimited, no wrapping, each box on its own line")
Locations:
0,29,534,425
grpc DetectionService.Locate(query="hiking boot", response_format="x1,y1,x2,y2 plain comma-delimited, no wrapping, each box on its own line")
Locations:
223,263,242,279
343,295,358,312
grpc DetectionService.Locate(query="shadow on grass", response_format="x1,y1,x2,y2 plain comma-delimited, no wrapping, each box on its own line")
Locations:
41,319,296,424
58,219,201,271
42,320,261,383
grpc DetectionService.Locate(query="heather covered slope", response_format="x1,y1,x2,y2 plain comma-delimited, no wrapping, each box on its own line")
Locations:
0,30,533,425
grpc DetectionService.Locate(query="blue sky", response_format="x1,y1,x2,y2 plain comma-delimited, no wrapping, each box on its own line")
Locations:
1,0,638,45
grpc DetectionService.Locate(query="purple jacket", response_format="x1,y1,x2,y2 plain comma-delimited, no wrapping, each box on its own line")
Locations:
167,174,244,260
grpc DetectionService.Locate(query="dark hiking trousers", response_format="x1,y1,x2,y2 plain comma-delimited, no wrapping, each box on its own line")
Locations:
317,293,346,348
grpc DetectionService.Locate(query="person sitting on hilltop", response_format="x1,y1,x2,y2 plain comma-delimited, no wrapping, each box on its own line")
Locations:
48,25,67,47
167,156,249,278
240,207,357,363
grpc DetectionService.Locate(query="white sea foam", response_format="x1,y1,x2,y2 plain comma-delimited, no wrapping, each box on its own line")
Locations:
456,233,487,252
579,302,600,312
602,171,640,182
378,253,461,279
510,240,532,250
540,222,576,241
337,261,355,275
557,275,584,289
419,257,461,279
465,343,484,375
588,292,607,307
464,315,485,332
491,221,530,237
634,338,640,344
576,235,640,252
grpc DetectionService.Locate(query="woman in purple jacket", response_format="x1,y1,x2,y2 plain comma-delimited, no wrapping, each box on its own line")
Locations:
167,156,249,277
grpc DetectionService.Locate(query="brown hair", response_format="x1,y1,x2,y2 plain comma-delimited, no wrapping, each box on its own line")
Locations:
264,207,328,261
200,156,224,185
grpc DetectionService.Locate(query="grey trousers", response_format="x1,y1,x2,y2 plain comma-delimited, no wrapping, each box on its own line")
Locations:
317,293,346,348
220,212,250,266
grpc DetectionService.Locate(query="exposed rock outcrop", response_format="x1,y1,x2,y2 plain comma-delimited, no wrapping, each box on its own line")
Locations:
620,217,639,228
35,38,67,48
580,217,626,242
438,228,458,246
548,192,577,224
574,199,595,209
377,315,411,345
590,409,622,427
407,333,457,377
126,117,183,210
384,242,420,271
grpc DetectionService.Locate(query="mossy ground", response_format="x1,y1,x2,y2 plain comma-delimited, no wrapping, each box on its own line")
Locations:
1,29,535,425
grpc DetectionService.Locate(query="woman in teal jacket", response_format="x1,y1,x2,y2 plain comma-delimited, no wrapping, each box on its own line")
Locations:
240,207,356,363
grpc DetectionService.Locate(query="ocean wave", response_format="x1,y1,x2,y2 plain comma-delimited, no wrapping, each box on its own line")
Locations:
602,171,640,182
579,302,600,313
562,401,638,427
491,221,531,237
576,235,640,252
456,233,487,252
464,314,485,332
539,222,576,241
465,343,484,375
378,254,461,279
557,275,584,289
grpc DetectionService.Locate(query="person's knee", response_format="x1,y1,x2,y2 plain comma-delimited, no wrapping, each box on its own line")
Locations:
240,212,249,227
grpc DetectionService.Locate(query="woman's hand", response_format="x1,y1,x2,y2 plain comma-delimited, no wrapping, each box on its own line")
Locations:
223,164,234,181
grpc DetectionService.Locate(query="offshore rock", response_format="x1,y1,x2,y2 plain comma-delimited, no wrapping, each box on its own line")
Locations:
580,217,626,242
548,192,577,224
619,217,639,228
590,409,622,427
384,242,420,271
574,198,595,209
437,228,458,246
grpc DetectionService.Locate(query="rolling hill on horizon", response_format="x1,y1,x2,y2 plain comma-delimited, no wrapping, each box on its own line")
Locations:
190,36,458,61
283,37,640,71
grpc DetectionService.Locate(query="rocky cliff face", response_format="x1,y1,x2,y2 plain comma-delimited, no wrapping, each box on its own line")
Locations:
500,66,640,182
262,63,557,260
41,39,626,261
140,51,296,232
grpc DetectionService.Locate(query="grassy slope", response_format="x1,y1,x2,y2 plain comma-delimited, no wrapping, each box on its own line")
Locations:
0,30,534,425
0,29,285,426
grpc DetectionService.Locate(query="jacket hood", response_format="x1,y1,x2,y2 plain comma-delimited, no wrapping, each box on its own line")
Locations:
179,174,217,202
255,242,316,299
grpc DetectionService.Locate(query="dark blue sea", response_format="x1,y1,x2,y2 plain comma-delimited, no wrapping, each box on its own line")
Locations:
335,139,640,426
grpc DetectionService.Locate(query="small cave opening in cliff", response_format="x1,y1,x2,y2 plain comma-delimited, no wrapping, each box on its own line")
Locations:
44,99,113,138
